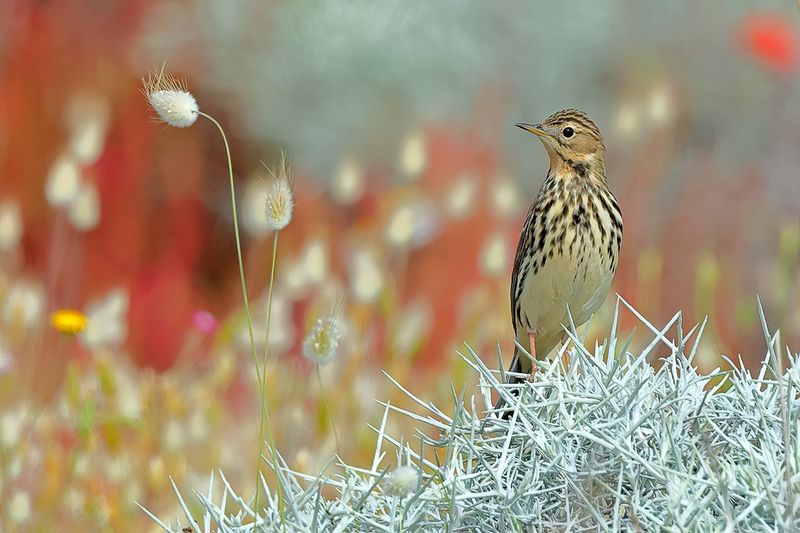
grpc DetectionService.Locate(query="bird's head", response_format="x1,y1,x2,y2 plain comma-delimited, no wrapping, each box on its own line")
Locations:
517,109,606,178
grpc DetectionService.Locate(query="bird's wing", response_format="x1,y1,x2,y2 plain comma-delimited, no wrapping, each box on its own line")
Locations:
509,204,536,336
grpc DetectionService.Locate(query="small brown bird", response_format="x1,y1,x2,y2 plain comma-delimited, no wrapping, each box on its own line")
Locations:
497,109,622,416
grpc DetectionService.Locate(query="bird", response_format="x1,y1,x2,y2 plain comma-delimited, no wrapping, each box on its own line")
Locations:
496,109,622,418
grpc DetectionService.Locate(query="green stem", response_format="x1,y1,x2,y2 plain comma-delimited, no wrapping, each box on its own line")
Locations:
198,112,261,384
254,231,285,526
198,111,281,526
316,365,340,452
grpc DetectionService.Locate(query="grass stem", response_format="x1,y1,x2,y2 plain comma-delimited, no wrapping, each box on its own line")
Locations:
198,111,282,526
317,365,341,452
254,231,285,527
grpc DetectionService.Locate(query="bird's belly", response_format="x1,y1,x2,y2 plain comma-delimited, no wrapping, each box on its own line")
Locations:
517,242,613,337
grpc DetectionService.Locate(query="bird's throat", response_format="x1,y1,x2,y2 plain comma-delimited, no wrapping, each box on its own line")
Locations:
549,157,606,186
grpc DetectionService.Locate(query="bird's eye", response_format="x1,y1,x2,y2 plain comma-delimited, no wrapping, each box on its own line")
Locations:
562,127,574,138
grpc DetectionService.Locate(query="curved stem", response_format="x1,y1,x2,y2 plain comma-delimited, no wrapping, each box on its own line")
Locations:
198,111,282,525
198,111,260,383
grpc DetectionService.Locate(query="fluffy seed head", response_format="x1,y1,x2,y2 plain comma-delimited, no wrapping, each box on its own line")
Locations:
264,154,294,231
302,296,344,365
142,67,199,128
302,317,342,365
384,465,419,497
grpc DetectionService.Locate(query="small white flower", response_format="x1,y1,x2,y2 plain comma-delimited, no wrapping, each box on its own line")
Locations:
384,465,419,497
0,201,22,252
349,247,383,303
0,407,30,447
147,456,165,486
480,232,510,277
142,67,199,128
445,173,477,219
613,101,641,140
647,83,674,127
8,455,22,479
283,265,306,294
282,239,329,296
162,418,185,451
114,373,142,419
67,182,100,231
398,129,427,181
384,199,439,249
45,155,81,207
81,288,128,349
385,203,415,246
8,490,31,524
66,94,109,165
73,454,89,478
107,456,129,482
331,156,365,205
294,448,312,472
63,488,85,515
303,314,343,365
491,175,521,217
3,281,44,329
124,481,143,507
391,300,432,358
188,409,209,443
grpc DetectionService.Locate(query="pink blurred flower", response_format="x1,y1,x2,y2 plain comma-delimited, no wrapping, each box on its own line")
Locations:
0,346,12,374
192,310,218,334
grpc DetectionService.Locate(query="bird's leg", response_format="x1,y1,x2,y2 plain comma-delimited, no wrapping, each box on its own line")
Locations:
526,330,537,382
560,332,571,369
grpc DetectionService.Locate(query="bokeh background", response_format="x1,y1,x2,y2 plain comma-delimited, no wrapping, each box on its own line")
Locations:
1,0,799,530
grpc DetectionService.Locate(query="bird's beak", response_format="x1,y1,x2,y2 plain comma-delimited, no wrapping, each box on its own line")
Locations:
515,123,549,138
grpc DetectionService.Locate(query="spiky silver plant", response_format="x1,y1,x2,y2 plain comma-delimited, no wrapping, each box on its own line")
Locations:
142,298,800,531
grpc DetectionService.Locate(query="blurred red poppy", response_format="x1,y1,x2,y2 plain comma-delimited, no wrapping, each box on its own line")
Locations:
739,13,799,73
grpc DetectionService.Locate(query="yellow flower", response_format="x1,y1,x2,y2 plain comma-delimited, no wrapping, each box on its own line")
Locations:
50,309,88,335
